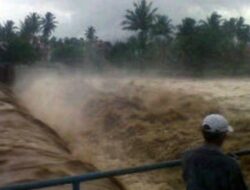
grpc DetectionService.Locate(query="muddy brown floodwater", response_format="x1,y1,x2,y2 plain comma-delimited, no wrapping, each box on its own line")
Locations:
12,71,250,190
0,83,124,190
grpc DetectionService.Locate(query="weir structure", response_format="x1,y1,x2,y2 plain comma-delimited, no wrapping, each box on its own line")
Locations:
0,149,250,190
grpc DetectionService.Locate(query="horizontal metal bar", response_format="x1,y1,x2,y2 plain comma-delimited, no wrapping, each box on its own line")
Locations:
1,149,249,190
0,160,181,190
233,149,250,157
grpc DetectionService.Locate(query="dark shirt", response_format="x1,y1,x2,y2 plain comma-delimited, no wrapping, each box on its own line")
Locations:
182,144,247,190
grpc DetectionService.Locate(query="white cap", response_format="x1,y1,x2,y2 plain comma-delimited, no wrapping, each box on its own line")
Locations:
202,114,234,133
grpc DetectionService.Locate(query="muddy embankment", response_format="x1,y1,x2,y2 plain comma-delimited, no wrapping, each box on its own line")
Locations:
13,68,250,190
0,83,124,190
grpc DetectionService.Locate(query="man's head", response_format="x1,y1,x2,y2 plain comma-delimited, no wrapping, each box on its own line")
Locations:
201,114,233,146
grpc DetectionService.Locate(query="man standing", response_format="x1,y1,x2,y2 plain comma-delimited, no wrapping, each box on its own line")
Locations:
182,114,247,190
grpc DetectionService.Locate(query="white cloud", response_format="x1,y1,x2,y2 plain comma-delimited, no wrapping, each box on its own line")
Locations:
1,0,250,41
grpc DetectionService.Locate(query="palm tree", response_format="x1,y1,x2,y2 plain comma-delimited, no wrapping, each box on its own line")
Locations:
176,18,198,63
20,12,41,39
4,21,16,35
221,18,239,51
223,18,237,35
85,26,97,42
84,26,98,65
41,12,57,42
222,17,250,50
151,15,173,40
177,18,197,36
199,12,225,57
0,24,3,40
148,15,173,64
200,12,222,30
236,17,250,45
122,0,157,49
0,20,17,41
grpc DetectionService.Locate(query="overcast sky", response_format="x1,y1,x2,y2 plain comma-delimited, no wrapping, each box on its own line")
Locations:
1,0,250,41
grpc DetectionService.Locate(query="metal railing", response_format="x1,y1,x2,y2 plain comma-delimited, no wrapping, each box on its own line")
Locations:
1,149,250,190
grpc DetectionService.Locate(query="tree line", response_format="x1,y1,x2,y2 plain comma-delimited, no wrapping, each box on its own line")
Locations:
0,12,56,63
1,0,250,76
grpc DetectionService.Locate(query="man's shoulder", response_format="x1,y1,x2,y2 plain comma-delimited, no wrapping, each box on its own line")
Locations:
182,145,217,158
183,146,236,161
182,146,247,190
182,145,239,168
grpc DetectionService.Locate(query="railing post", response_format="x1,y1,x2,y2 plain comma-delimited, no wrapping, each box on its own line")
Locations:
72,182,80,190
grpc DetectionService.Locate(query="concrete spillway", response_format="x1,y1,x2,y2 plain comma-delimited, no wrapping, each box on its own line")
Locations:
0,84,124,190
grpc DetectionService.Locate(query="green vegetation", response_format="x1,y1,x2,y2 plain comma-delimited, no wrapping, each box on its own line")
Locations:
0,12,57,64
1,0,250,76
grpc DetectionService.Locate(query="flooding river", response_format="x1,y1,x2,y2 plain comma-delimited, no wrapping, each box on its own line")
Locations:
8,70,250,190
